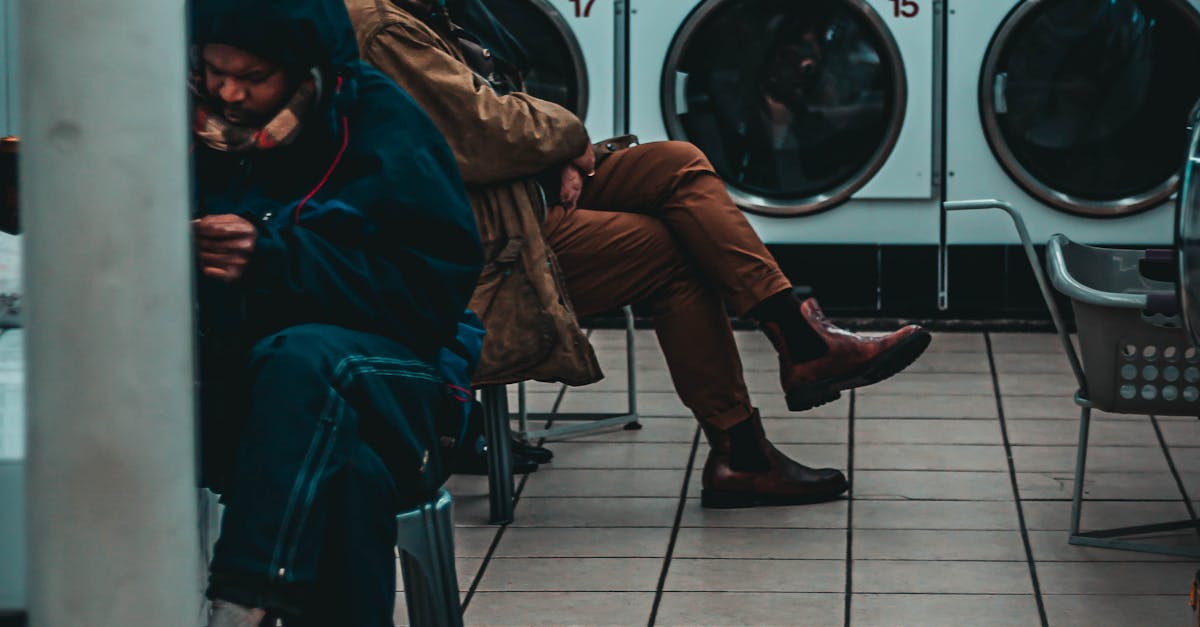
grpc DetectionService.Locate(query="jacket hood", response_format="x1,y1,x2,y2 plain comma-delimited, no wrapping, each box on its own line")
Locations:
192,0,359,72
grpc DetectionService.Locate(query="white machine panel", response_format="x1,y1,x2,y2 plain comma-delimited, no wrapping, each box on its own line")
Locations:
849,0,933,200
491,0,615,140
560,0,615,140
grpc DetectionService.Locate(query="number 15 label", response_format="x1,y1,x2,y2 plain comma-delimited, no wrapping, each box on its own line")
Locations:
889,0,920,18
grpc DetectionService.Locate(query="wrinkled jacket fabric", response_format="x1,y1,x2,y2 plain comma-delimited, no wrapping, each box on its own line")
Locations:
193,0,482,361
346,0,603,386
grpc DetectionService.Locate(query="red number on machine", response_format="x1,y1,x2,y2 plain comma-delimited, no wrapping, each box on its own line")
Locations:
569,0,597,18
889,0,919,18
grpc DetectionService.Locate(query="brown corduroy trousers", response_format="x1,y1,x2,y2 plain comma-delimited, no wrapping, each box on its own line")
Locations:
543,141,793,429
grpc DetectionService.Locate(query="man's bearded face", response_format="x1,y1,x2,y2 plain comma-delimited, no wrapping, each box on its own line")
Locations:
202,44,292,126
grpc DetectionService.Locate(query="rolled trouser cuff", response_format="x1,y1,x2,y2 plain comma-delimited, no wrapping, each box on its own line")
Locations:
700,401,756,431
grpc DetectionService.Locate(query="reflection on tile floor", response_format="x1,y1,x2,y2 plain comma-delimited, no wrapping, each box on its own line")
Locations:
424,332,1200,626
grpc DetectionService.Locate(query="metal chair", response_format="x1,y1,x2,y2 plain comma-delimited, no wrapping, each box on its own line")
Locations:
396,488,462,627
516,305,640,440
946,199,1200,558
479,305,641,525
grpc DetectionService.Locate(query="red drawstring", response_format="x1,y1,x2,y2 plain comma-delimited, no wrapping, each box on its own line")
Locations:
292,116,349,224
446,383,473,403
292,77,349,224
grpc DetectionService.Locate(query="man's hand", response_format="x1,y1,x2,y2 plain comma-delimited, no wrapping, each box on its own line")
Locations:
557,143,595,210
194,214,257,283
559,165,584,210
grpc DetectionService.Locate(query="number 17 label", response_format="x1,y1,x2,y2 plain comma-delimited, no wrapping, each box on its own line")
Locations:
569,0,597,18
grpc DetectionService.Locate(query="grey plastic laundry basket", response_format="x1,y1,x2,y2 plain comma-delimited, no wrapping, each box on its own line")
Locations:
1047,236,1200,415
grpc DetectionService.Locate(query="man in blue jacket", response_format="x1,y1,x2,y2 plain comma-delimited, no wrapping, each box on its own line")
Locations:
190,0,483,624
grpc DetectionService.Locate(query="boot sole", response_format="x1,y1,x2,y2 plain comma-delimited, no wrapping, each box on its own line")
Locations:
785,329,932,412
700,485,850,509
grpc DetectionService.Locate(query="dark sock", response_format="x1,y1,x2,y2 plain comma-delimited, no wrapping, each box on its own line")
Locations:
726,419,770,472
747,289,828,361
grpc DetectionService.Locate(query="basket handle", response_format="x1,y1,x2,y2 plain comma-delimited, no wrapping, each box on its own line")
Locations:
1145,291,1181,316
1044,235,1150,310
1143,249,1176,263
1139,250,1176,284
943,200,1087,395
1044,237,1179,314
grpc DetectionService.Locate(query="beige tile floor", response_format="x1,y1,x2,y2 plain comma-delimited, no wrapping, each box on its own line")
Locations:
411,331,1200,626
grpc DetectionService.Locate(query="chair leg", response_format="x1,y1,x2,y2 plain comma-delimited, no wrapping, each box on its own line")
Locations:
517,381,528,440
399,491,464,627
623,306,640,430
1069,406,1092,536
480,386,514,525
1066,406,1200,557
400,549,462,627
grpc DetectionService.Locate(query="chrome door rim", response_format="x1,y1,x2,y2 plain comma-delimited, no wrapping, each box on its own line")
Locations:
979,0,1200,217
659,0,908,216
525,0,590,121
1177,107,1200,345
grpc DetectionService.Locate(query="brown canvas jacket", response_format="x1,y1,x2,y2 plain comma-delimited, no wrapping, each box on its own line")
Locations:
346,0,602,386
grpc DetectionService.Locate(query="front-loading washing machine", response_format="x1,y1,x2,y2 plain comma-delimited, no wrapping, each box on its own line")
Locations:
945,0,1200,246
488,0,617,140
628,0,940,244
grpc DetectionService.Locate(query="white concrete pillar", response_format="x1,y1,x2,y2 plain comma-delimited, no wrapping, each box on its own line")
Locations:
20,0,199,623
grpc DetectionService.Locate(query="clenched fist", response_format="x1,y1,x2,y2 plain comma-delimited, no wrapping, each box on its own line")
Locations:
194,214,257,283
559,165,584,210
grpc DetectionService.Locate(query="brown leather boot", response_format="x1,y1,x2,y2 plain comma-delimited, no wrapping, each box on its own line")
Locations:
700,410,848,508
761,298,931,411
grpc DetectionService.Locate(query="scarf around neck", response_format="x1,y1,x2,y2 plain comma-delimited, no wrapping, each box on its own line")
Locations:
193,74,320,152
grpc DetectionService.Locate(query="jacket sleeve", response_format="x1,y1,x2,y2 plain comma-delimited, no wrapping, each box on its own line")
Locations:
244,88,483,357
360,21,591,185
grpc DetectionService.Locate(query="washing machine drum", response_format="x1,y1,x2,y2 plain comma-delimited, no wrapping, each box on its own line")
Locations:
661,0,906,216
983,0,1200,217
485,0,588,117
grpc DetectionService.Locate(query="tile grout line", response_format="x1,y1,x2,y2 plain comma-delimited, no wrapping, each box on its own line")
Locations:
1147,414,1200,533
843,391,856,627
984,332,1049,627
646,423,703,626
461,381,571,611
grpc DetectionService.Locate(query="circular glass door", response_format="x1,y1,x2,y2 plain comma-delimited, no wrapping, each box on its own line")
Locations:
486,0,589,119
662,0,906,216
982,0,1200,217
1177,109,1200,346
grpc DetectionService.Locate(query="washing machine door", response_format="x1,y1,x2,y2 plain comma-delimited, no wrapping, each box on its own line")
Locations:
1177,110,1200,346
661,0,906,216
485,0,588,119
982,0,1200,217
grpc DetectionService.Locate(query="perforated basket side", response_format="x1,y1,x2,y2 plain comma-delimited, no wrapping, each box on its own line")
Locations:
1072,300,1200,416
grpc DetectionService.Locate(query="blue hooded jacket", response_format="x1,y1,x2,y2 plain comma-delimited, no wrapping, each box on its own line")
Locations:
191,0,483,360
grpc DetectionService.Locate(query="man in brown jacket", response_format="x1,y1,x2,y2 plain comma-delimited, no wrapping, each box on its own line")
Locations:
346,0,931,508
